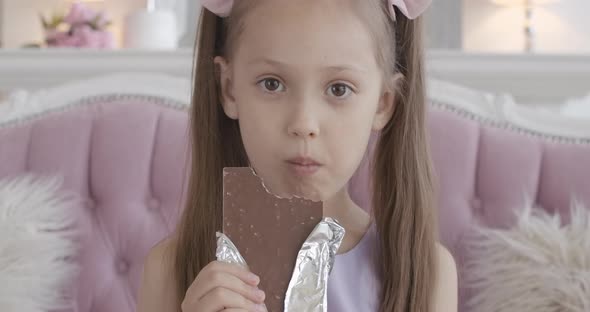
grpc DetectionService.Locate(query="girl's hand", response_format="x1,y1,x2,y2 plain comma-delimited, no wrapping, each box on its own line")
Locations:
181,261,267,312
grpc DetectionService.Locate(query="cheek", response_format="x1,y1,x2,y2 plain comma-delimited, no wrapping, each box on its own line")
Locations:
327,102,376,176
332,123,371,170
235,103,284,170
239,111,275,156
231,77,284,167
236,111,290,196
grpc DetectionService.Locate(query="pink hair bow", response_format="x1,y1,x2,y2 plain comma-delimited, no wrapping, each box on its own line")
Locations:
389,0,432,20
201,0,432,20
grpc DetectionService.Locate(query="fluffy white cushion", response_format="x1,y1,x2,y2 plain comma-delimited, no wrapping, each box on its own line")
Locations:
0,175,81,312
463,202,590,312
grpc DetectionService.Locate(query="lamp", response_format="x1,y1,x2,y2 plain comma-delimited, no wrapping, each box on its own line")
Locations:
491,0,559,52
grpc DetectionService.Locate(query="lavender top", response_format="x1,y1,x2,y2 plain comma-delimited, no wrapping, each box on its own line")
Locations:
327,224,380,311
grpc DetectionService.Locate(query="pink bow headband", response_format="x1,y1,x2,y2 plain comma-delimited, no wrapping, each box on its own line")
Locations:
389,0,432,20
201,0,431,21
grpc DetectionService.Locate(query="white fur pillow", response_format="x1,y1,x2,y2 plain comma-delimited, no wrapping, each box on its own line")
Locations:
0,174,81,312
463,202,590,312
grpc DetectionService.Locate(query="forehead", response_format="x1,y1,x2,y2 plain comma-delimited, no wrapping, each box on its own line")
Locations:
233,0,379,72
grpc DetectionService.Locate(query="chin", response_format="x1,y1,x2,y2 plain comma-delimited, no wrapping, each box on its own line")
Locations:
264,180,325,202
251,167,337,202
291,183,337,202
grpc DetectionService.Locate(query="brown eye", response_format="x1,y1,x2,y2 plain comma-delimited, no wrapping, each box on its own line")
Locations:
329,83,351,98
262,78,282,92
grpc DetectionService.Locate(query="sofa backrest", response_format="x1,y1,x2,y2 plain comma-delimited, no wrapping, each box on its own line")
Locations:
1,96,190,312
1,75,588,312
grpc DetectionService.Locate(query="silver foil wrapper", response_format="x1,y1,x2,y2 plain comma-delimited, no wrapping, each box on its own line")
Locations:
215,217,345,312
216,231,248,268
284,217,345,312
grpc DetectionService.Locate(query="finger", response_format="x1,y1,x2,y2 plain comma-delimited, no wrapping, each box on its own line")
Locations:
192,270,266,304
199,287,266,312
222,308,267,312
204,261,260,286
186,261,261,303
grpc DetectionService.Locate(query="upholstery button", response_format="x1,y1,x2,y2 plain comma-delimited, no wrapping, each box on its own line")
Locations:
86,198,96,210
116,259,130,274
471,198,482,212
147,198,161,211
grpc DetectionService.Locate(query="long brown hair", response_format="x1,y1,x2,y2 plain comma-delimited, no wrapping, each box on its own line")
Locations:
174,2,438,312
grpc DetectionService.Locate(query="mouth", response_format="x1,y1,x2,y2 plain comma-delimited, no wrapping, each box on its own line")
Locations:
286,156,323,176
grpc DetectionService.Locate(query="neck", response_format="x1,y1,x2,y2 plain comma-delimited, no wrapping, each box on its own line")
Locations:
323,186,371,253
323,187,354,221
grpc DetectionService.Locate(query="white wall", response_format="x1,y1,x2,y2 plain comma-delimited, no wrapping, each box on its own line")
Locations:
464,0,590,54
425,0,462,49
179,0,198,48
0,1,3,48
0,0,9,48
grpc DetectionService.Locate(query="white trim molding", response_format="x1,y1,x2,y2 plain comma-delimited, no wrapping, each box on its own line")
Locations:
1,71,587,143
0,73,191,127
426,50,590,105
1,49,590,106
0,48,194,91
3,72,191,105
428,79,590,140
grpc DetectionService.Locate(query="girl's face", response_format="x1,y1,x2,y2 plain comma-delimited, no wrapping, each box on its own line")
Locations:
216,0,395,201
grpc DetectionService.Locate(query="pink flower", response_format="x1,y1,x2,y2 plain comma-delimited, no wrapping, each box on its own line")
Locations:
73,25,98,48
44,1,114,49
52,33,83,47
71,25,114,49
64,2,97,25
98,31,114,49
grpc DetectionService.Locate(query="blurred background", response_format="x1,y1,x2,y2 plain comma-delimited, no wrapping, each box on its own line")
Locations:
431,0,590,54
0,0,197,49
0,2,588,312
1,0,590,110
2,0,590,52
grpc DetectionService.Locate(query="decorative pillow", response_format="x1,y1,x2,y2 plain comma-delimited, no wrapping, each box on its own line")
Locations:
0,174,81,312
463,202,590,312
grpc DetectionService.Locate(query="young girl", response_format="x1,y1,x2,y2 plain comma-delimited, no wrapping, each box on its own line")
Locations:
137,0,457,311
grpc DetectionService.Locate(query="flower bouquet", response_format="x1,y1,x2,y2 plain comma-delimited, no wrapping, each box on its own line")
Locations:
40,2,114,49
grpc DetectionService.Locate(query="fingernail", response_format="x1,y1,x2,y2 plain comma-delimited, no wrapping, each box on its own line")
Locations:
255,288,265,300
249,273,260,284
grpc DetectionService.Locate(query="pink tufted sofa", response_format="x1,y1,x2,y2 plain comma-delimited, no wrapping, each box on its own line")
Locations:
0,75,589,312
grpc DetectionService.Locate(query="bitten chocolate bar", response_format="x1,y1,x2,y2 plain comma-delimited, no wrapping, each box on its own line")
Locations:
222,167,323,312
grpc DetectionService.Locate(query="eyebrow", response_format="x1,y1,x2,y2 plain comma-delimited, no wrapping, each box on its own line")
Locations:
247,58,368,74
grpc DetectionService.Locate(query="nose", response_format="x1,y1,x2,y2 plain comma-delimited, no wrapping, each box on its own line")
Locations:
287,107,320,139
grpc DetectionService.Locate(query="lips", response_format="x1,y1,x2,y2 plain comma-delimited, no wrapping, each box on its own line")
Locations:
286,157,322,176
286,156,322,166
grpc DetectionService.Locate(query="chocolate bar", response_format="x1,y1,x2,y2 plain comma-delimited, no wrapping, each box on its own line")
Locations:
222,167,323,312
